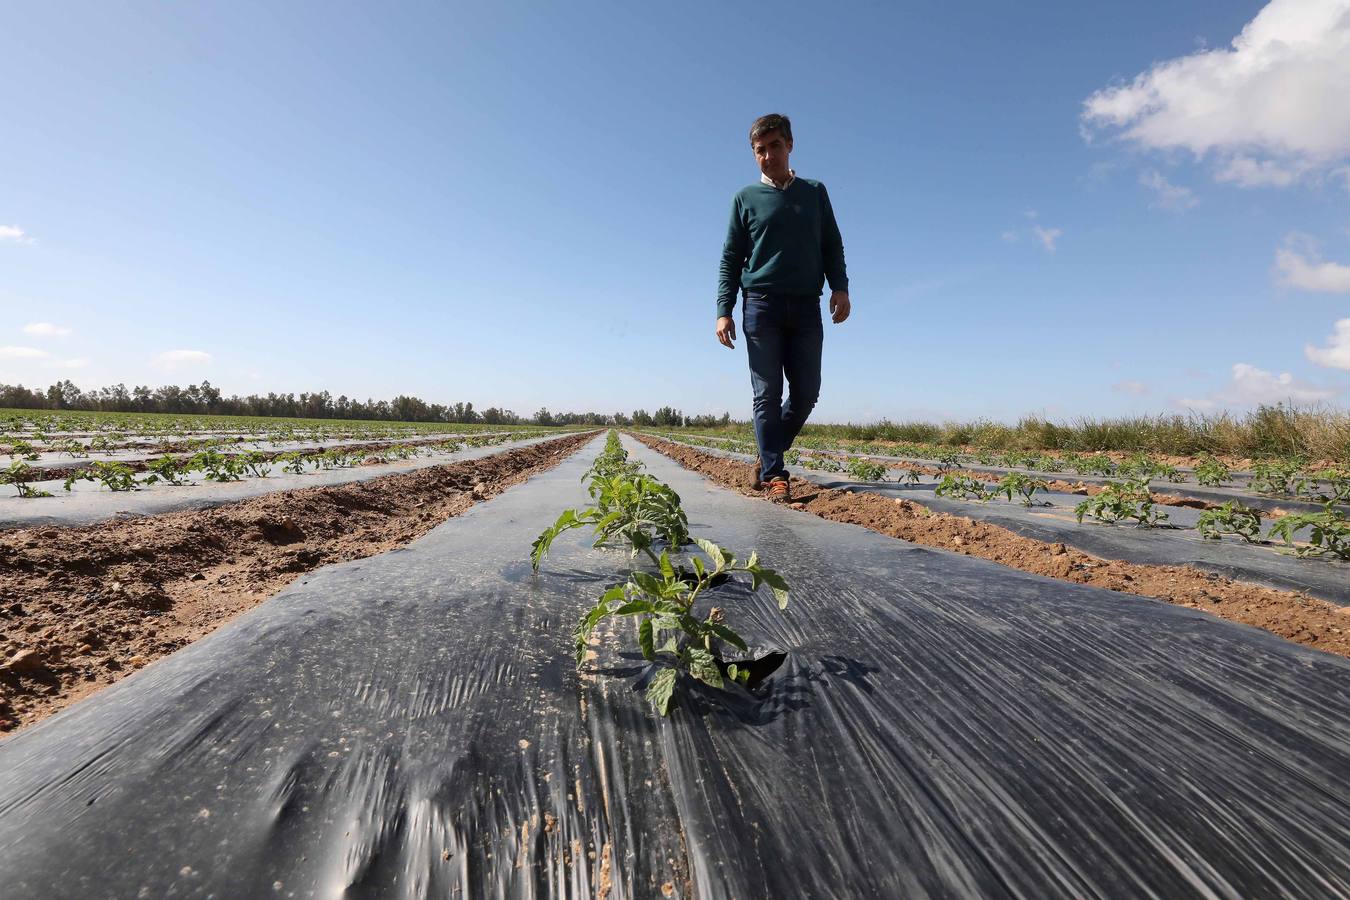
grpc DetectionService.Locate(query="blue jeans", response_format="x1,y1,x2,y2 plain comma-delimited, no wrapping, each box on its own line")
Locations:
742,291,823,483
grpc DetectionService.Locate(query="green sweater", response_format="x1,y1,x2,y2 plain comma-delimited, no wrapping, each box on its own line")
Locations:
717,178,848,318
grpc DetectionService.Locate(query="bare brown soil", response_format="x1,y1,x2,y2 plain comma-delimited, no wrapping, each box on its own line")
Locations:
0,432,596,733
635,435,1350,659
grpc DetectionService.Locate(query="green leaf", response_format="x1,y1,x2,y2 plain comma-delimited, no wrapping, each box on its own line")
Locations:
705,623,748,652
658,550,676,582
631,571,664,598
614,599,655,616
691,556,705,578
646,668,678,716
759,569,790,610
638,618,655,660
694,537,726,570
685,648,723,689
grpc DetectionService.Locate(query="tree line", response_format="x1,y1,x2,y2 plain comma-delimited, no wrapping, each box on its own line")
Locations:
0,380,733,428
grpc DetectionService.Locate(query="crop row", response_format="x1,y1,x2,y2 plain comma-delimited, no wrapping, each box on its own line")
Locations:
653,432,1350,503
651,432,1350,562
0,433,528,498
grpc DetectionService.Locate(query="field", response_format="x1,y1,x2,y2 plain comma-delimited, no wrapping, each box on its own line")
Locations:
1,419,1348,896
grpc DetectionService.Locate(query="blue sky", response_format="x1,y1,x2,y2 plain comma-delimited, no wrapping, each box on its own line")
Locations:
2,0,1348,422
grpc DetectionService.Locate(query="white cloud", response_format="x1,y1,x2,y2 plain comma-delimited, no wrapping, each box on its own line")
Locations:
1032,225,1062,252
22,322,71,337
1306,318,1350,369
1179,362,1337,409
0,346,50,360
153,349,213,370
1139,170,1198,210
1000,230,1019,242
1082,0,1350,188
1215,156,1301,187
1275,235,1350,292
53,357,90,369
1112,380,1149,396
0,225,29,243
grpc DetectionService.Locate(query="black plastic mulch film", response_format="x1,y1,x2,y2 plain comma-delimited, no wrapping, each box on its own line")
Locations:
1,436,1347,897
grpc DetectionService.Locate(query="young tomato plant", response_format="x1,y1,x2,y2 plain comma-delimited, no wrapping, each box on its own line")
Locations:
1,460,53,497
190,450,245,482
1308,468,1350,505
934,473,990,501
142,455,190,486
994,472,1050,506
65,461,138,492
1250,458,1311,497
1196,501,1262,543
1075,479,1169,527
1266,504,1350,560
846,458,888,481
8,440,40,461
1193,455,1231,487
801,454,843,473
533,472,689,569
933,449,964,475
573,540,789,716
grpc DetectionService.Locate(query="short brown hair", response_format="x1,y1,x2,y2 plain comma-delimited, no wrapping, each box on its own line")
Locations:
749,113,792,145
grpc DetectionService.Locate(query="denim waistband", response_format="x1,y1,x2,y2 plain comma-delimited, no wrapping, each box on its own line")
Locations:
743,289,819,301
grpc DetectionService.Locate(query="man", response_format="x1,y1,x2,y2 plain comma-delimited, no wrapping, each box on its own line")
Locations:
716,113,850,502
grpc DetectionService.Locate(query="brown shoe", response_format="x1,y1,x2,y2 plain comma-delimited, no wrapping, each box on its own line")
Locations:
766,477,791,502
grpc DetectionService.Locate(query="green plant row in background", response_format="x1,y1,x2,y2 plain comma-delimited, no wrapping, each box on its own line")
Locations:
0,433,538,497
650,430,1350,501
666,404,1350,463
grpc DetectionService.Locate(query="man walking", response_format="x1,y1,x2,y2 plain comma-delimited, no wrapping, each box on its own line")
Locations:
716,113,850,502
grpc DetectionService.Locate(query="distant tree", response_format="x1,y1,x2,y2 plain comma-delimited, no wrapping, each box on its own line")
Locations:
533,407,555,426
653,406,683,427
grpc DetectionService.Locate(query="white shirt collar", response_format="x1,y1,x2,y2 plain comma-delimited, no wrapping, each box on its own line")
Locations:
760,168,795,190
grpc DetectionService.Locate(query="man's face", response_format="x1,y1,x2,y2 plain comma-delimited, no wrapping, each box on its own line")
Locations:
752,130,792,182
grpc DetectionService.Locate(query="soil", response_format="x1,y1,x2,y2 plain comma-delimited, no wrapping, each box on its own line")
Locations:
0,432,596,734
635,434,1350,660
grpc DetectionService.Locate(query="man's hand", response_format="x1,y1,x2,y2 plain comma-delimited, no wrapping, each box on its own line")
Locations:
716,315,737,349
830,290,851,324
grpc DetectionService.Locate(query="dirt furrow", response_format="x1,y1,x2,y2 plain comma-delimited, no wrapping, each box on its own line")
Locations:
0,431,597,733
634,434,1350,659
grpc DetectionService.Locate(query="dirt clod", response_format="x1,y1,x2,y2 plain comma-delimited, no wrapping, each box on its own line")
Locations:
1,648,48,674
